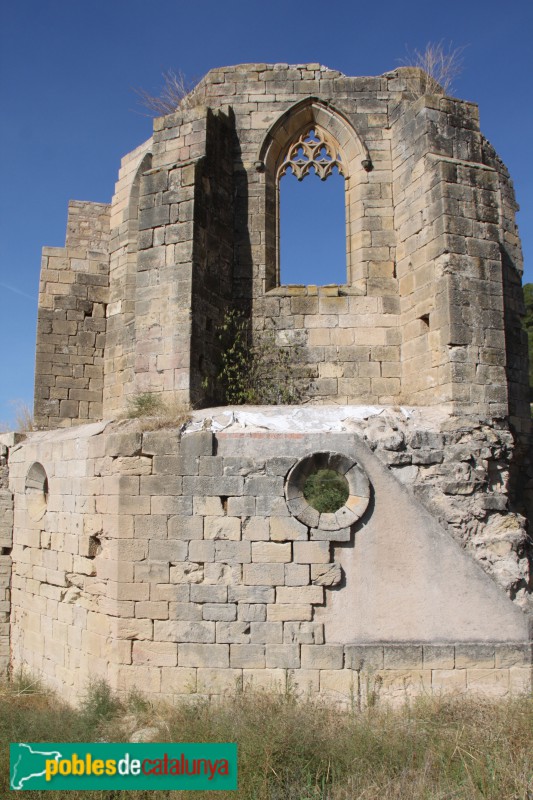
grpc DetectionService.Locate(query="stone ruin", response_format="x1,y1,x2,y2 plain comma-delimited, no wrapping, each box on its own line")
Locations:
0,63,531,704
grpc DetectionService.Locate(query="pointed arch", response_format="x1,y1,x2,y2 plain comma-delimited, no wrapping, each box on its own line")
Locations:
258,97,370,172
126,152,153,223
257,98,372,290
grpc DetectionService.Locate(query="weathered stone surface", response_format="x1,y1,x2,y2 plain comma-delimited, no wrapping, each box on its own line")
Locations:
5,61,532,706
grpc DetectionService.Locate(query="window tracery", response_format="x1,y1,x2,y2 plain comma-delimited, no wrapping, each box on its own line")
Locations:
278,128,345,181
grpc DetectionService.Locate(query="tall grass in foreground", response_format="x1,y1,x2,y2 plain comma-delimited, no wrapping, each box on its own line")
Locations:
0,678,531,799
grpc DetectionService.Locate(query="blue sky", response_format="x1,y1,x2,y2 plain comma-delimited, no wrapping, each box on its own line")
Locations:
1,0,532,427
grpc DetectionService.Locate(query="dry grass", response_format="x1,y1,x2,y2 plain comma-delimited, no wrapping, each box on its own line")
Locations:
123,393,191,431
400,40,466,97
0,677,531,799
0,400,34,434
135,69,195,116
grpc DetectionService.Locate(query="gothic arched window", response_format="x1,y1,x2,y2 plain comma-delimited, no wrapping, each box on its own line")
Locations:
257,99,370,293
278,127,346,285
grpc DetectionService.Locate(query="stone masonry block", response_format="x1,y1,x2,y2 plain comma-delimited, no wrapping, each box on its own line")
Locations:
135,601,169,619
237,604,266,622
180,431,214,459
197,668,243,695
423,645,455,669
141,431,182,456
242,518,270,541
344,645,384,670
202,603,237,621
494,643,531,668
270,517,308,541
466,668,509,696
203,563,242,585
204,517,241,541
293,541,330,564
250,622,283,644
266,644,300,669
109,618,153,640
267,604,313,622
178,644,229,668
154,620,215,643
190,584,228,603
227,496,255,516
215,541,250,563
431,669,467,694
301,645,343,670
276,586,324,604
455,644,495,669
134,562,171,583
188,540,215,562
383,645,423,669
169,602,203,621
105,432,142,457
183,477,244,496
170,563,204,584
284,622,324,645
252,542,292,562
230,644,266,669
168,517,203,540
152,496,192,515
148,540,189,562
215,621,251,644
193,496,224,515
244,563,285,585
132,641,177,667
509,667,533,693
288,668,320,695
242,669,286,693
319,670,356,697
160,667,197,695
228,586,274,603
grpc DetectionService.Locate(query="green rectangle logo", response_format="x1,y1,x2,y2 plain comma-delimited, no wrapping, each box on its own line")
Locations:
10,742,237,790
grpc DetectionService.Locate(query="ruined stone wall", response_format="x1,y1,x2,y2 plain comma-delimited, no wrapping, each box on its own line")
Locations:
189,110,235,405
8,424,113,691
104,140,152,417
31,65,528,425
0,434,14,675
8,416,531,703
35,201,110,428
94,65,528,419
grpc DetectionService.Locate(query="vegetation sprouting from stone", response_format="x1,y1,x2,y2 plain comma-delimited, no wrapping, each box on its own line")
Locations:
522,283,533,399
0,401,34,433
124,393,191,430
126,392,166,418
400,40,466,97
303,468,350,513
135,69,193,116
213,309,305,405
0,678,532,799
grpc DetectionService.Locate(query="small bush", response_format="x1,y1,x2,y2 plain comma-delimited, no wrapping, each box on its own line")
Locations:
80,679,124,730
124,393,191,431
304,469,349,513
213,310,307,405
125,393,166,418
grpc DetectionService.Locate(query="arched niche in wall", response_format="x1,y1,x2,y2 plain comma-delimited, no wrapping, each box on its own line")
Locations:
124,151,153,321
257,98,371,291
127,152,153,225
25,462,48,522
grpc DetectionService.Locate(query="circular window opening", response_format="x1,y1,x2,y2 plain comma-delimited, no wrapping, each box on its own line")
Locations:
25,462,48,522
303,469,349,513
285,452,370,531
